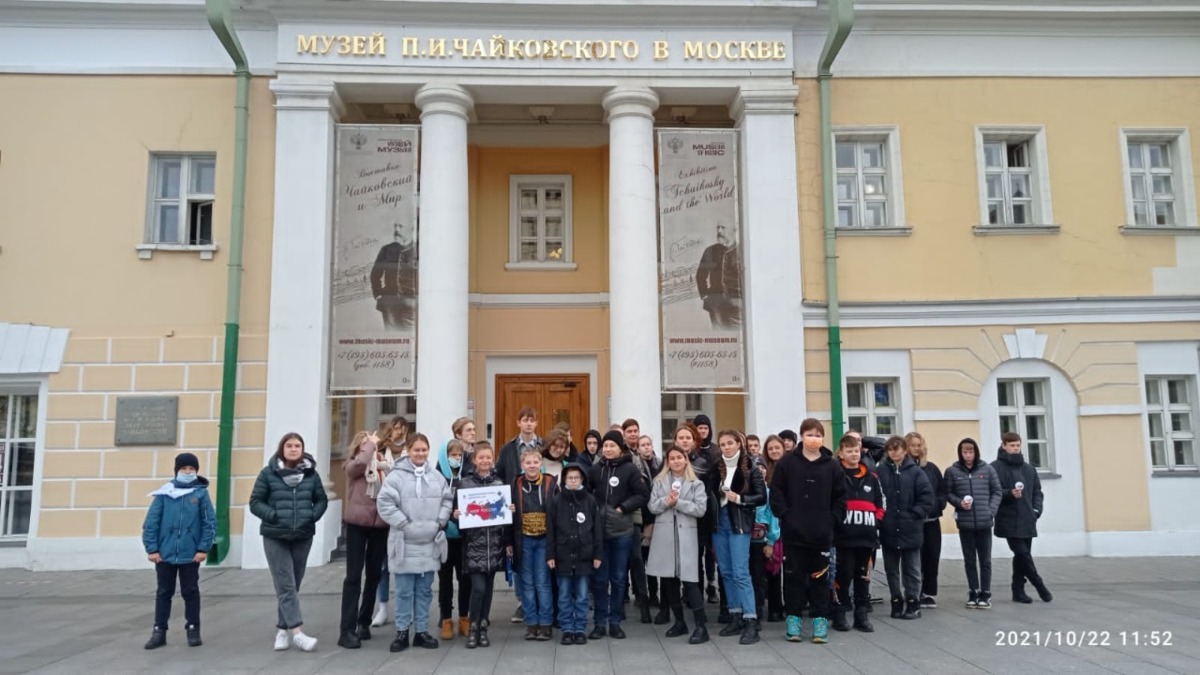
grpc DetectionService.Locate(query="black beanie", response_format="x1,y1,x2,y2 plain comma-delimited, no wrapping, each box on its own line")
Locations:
692,414,712,429
600,430,626,451
779,429,798,444
174,452,200,473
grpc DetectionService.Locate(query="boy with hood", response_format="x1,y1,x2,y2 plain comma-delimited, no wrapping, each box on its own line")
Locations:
944,437,1002,609
876,436,933,621
769,419,848,644
546,463,604,645
991,432,1050,604
832,434,883,634
576,429,603,471
435,439,470,639
141,452,217,650
691,414,721,605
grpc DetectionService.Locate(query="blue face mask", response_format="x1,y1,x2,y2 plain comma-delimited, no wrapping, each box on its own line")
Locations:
176,472,197,485
448,457,462,469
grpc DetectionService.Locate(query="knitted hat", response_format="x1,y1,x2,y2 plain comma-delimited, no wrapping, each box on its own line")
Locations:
174,452,200,473
600,430,626,451
779,429,798,444
692,414,712,429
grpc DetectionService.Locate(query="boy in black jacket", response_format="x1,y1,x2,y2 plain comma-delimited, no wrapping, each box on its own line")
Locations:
877,436,934,621
832,434,884,634
769,419,848,645
547,464,603,645
588,430,650,639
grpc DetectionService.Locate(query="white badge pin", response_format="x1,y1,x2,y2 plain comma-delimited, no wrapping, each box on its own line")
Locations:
576,512,586,524
864,485,872,492
609,476,620,487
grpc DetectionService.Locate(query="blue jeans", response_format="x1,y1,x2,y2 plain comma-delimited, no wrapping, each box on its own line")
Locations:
557,573,591,633
520,536,553,626
376,559,390,603
593,533,635,627
393,571,434,632
713,508,756,618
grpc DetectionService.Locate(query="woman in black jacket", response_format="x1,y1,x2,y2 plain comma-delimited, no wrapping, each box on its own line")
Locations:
587,430,650,640
876,436,933,621
905,432,947,608
249,432,328,653
945,438,1002,608
453,443,511,648
712,430,766,645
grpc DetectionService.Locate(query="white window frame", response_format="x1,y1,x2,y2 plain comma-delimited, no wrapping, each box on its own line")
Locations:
997,378,1055,472
0,389,39,542
845,378,902,437
974,126,1056,233
660,393,714,447
832,126,908,234
506,175,576,271
1144,376,1197,472
138,153,219,260
1119,128,1198,232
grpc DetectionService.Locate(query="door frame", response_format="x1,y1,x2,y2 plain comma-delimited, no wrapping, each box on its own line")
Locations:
485,355,599,443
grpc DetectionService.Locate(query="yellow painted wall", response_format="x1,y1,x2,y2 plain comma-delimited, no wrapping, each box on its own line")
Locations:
796,78,1200,302
1079,414,1152,532
469,146,609,294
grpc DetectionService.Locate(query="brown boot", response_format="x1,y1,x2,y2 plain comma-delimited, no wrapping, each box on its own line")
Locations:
440,618,454,640
459,617,470,637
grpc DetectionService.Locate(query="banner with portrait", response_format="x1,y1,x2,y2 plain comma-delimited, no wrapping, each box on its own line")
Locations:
657,129,746,390
330,125,420,391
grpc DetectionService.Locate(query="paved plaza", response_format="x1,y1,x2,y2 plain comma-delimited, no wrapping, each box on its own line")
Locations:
1,556,1197,674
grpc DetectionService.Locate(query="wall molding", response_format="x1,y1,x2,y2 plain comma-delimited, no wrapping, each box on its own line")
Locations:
469,292,609,308
1079,404,1145,417
803,297,1200,328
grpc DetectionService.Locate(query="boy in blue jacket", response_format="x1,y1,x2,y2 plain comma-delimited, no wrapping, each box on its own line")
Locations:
141,452,217,650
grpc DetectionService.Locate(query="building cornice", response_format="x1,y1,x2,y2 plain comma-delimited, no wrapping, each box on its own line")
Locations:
802,296,1200,328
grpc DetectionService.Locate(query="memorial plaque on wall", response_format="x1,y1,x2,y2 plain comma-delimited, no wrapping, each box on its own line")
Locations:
114,396,179,446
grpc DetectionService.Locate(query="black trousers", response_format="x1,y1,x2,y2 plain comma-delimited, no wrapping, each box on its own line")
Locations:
154,561,201,630
920,520,942,596
659,578,706,624
783,545,831,619
642,545,659,599
340,524,388,633
628,539,649,599
1006,537,1044,588
749,542,782,617
468,572,496,623
438,538,469,620
959,529,993,595
834,546,872,609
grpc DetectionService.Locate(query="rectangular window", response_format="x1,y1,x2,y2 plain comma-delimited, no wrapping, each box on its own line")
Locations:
976,127,1053,229
833,127,906,231
661,393,709,447
146,154,216,246
997,379,1053,471
508,175,574,269
1145,376,1197,471
1122,130,1197,230
845,379,900,437
0,393,38,540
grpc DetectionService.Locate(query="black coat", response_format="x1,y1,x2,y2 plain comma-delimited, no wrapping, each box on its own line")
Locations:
769,448,848,550
511,473,556,568
991,451,1043,539
589,453,650,539
457,472,512,573
715,452,766,534
834,464,884,549
945,458,1003,531
249,455,328,541
497,435,541,485
877,455,934,550
546,488,604,576
918,460,949,521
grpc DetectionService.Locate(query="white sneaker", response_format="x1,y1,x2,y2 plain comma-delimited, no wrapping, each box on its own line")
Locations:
292,631,317,652
371,602,390,627
273,629,290,651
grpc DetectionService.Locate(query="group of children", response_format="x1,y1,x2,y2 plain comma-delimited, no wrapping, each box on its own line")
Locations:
140,409,1051,652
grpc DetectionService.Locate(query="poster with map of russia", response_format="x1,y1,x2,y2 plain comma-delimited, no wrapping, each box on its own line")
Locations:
457,485,513,530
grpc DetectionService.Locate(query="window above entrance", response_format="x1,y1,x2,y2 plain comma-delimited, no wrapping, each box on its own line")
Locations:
507,175,576,271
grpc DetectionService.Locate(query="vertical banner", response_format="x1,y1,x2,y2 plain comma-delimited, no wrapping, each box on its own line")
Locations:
330,125,420,391
657,129,746,390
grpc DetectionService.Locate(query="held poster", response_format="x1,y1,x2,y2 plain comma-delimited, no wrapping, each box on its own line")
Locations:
330,125,420,391
456,485,513,530
657,129,746,390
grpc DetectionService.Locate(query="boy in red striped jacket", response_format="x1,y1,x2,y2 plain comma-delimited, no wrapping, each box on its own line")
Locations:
832,434,885,633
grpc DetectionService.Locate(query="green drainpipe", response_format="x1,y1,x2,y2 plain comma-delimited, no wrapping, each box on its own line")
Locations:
818,0,855,440
205,0,250,565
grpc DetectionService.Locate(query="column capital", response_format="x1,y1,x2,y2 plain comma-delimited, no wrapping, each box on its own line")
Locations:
269,79,345,118
602,86,659,122
415,84,474,121
730,85,799,121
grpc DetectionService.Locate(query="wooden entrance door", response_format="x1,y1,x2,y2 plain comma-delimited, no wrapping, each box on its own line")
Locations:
495,374,590,443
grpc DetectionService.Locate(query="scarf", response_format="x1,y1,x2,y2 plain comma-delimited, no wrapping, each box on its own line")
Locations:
277,457,307,487
365,447,395,500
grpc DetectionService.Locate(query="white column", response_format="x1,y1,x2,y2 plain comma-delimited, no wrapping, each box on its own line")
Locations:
732,86,807,436
602,86,663,444
415,84,473,443
249,80,342,569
